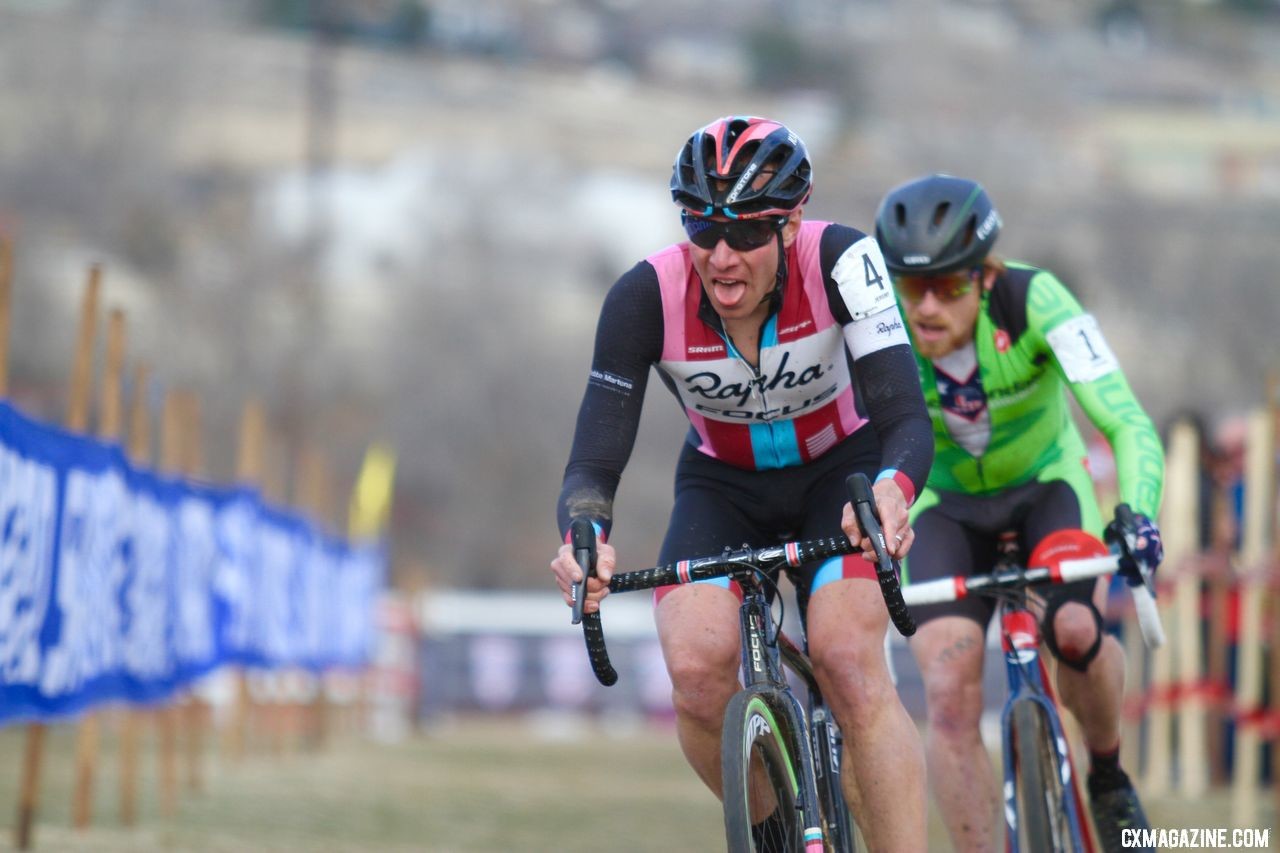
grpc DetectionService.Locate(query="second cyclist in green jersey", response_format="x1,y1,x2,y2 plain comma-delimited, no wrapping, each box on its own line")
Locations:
875,174,1165,853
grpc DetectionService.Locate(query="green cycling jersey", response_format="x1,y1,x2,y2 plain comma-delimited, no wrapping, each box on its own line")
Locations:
906,261,1164,520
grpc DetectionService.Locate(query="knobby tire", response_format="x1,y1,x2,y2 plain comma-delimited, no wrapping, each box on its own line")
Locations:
1012,699,1075,852
723,691,804,852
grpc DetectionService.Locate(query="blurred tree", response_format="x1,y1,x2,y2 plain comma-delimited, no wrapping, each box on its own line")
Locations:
741,23,851,93
258,0,429,48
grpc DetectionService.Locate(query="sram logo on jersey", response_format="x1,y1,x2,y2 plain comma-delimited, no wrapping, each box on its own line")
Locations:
662,327,852,423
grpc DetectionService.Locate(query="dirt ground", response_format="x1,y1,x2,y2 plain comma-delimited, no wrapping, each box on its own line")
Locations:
0,716,1274,851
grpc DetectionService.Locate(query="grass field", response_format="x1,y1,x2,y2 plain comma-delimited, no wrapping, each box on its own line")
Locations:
0,715,1274,851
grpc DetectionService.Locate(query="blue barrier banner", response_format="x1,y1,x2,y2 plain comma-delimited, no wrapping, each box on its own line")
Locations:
0,400,384,724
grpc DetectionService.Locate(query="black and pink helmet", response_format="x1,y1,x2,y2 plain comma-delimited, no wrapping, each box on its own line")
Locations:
670,116,813,220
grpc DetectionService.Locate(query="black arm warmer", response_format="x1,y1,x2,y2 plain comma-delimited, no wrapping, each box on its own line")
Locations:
556,262,663,538
852,343,934,500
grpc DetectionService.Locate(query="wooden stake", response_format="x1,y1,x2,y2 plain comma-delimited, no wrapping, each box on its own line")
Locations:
70,716,99,831
15,724,45,850
234,400,266,484
1205,577,1229,784
264,424,291,757
1165,419,1210,796
1268,373,1280,826
66,264,100,434
71,309,126,830
98,311,126,439
127,363,152,467
15,264,101,850
184,699,205,794
118,710,141,827
226,400,266,762
178,391,206,794
261,422,287,506
118,363,150,827
156,390,184,818
177,391,205,477
1230,409,1276,827
157,706,179,818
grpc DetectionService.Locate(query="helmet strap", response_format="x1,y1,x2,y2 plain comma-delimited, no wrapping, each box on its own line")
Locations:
761,228,787,314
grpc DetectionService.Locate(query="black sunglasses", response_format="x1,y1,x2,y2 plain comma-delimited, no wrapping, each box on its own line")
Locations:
681,213,785,251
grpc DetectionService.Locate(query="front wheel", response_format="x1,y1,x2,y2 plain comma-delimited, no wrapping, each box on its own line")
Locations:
1011,699,1076,852
723,690,806,852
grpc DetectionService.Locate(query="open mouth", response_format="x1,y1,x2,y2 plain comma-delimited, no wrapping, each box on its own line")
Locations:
713,279,748,308
914,321,948,340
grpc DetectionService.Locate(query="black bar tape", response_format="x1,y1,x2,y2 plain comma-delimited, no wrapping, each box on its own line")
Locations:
608,565,679,593
796,536,855,564
846,473,917,637
582,612,617,686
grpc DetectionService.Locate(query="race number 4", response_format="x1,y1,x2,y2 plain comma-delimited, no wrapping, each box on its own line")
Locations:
834,236,896,320
1046,314,1119,384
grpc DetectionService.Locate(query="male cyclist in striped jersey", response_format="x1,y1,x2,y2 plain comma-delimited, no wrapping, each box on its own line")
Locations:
550,116,934,849
874,174,1165,852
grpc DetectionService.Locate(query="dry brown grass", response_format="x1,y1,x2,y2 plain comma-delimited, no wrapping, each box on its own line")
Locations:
0,715,1273,851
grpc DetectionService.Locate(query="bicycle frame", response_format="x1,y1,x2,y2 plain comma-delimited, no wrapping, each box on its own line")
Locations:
899,523,1163,853
568,472,914,852
997,601,1093,853
779,630,856,852
738,574,848,853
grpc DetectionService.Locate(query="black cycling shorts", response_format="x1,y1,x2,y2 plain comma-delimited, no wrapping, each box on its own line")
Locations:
655,430,880,618
904,478,1098,628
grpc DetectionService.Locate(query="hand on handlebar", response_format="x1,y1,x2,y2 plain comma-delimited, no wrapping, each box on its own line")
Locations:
841,477,914,560
1105,504,1163,581
1105,503,1167,647
551,539,615,615
1129,513,1163,572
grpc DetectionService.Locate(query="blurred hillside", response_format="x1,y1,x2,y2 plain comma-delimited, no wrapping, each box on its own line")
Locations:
1,0,1278,590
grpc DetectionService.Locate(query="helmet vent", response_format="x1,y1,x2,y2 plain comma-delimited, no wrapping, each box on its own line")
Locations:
930,202,951,231
697,135,719,175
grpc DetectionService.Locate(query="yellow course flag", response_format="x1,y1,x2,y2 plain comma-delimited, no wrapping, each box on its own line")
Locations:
348,442,397,540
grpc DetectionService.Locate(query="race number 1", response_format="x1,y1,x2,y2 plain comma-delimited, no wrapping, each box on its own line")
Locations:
1046,314,1120,384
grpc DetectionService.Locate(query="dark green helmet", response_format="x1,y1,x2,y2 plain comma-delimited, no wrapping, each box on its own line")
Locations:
875,174,1001,275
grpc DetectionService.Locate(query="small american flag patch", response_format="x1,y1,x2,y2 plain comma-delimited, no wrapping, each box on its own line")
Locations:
805,424,837,458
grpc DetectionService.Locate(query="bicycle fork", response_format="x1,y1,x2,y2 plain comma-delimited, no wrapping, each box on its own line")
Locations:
810,702,856,851
998,609,1092,853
